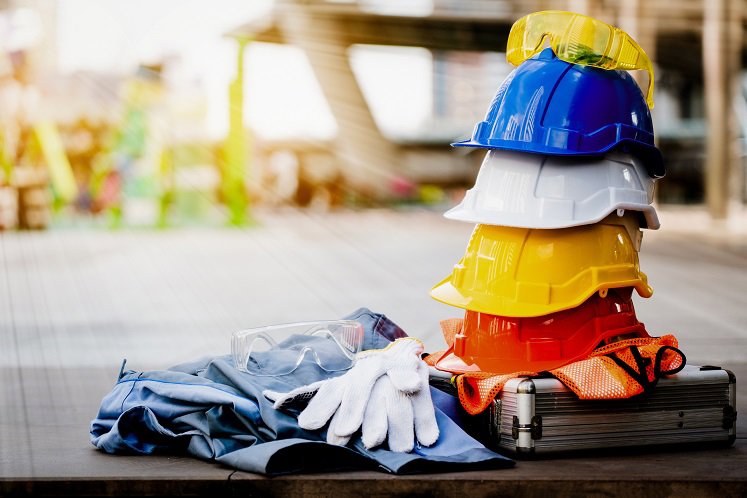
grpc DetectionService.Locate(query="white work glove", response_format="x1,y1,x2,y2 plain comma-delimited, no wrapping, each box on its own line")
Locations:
358,360,439,452
263,337,437,451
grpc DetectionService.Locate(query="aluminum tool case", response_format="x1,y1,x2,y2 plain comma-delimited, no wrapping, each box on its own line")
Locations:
471,365,736,456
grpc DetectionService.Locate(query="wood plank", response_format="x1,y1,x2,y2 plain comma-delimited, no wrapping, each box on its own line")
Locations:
1,365,745,495
1,210,746,494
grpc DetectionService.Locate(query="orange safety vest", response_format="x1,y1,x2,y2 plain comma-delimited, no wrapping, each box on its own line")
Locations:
426,318,686,415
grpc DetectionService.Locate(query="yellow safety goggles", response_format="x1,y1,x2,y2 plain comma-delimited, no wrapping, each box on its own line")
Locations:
507,10,655,108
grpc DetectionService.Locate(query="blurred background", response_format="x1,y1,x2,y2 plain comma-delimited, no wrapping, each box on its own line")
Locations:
3,1,747,482
2,2,747,485
0,0,744,229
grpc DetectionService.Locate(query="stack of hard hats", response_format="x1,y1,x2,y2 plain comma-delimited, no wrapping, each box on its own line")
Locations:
431,11,664,376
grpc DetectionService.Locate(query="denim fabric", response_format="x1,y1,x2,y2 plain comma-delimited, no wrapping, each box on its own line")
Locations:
90,309,513,476
343,308,409,350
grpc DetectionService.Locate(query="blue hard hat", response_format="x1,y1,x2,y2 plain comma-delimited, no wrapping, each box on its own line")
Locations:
453,48,665,178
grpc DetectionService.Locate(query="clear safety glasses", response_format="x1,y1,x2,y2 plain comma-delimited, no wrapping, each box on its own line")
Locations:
231,320,365,376
506,10,655,108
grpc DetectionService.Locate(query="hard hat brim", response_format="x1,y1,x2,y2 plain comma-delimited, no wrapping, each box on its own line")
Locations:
451,140,665,179
430,275,653,318
444,203,660,231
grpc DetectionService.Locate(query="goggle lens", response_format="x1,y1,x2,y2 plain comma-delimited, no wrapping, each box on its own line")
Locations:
507,11,654,108
232,320,364,376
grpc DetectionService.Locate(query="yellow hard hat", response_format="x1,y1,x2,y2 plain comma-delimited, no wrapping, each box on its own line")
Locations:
430,222,653,317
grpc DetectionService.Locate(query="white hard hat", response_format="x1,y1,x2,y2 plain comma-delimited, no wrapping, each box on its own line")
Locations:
445,149,660,230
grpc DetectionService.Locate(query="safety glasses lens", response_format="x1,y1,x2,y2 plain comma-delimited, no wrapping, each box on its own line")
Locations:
232,320,364,376
507,11,654,107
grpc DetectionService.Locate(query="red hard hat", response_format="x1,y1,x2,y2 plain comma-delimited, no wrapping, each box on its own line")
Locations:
435,287,649,375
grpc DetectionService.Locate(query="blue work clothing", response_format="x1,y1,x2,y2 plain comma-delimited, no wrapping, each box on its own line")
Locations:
91,309,513,475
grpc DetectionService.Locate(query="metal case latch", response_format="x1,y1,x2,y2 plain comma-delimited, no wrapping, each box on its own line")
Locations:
723,405,737,430
512,415,543,440
488,399,502,439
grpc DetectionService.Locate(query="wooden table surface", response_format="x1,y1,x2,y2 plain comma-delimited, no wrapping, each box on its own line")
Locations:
1,207,746,496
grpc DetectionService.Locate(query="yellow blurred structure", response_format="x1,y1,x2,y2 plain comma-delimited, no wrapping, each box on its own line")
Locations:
223,38,250,226
34,120,77,203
